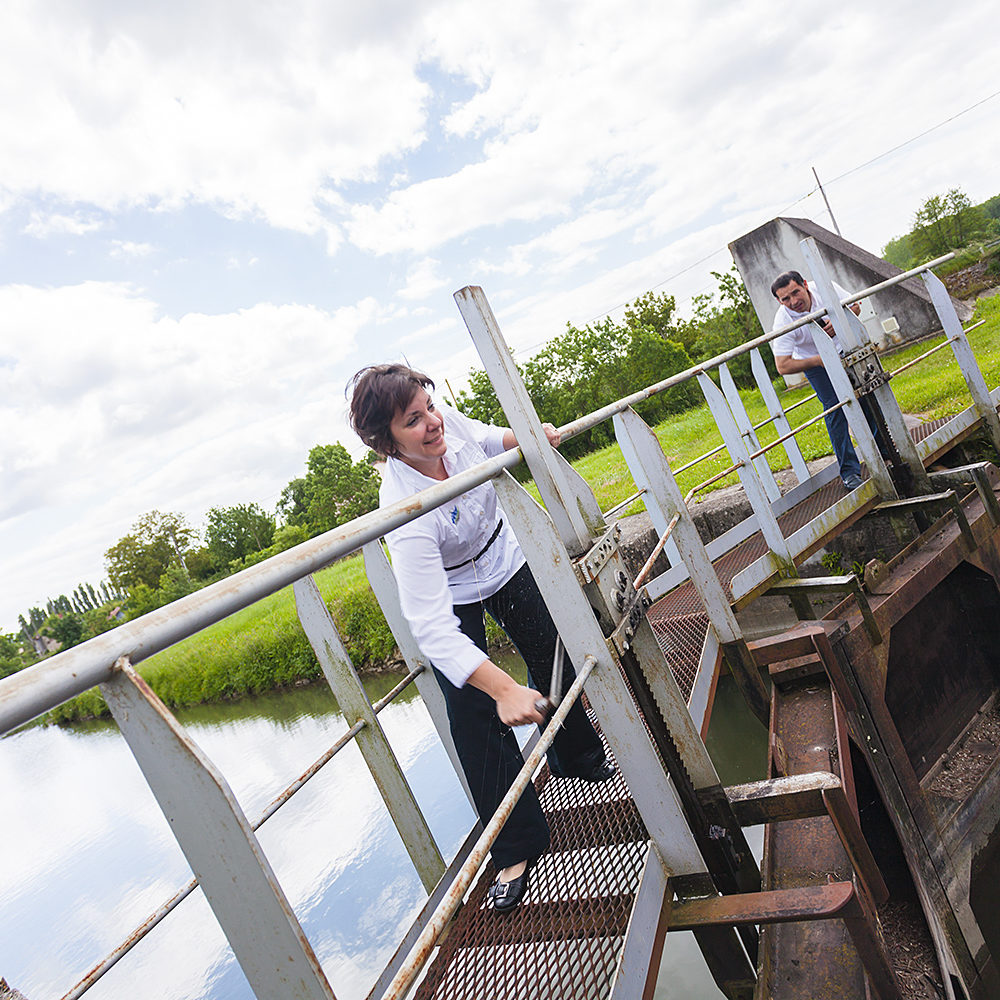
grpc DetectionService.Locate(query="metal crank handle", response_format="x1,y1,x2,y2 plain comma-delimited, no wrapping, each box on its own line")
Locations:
534,696,555,717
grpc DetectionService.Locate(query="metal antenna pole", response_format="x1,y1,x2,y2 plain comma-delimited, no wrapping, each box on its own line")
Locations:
812,166,842,236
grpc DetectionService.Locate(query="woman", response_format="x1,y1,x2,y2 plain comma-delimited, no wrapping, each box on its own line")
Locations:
348,363,614,913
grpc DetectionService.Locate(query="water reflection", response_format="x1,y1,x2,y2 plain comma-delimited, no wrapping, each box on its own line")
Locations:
1,677,474,1000
0,664,766,1000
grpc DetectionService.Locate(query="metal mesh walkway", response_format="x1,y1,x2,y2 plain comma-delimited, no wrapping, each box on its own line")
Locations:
648,475,848,698
414,726,646,1000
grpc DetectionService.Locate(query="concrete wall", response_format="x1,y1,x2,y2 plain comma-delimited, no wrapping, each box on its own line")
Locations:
729,217,971,353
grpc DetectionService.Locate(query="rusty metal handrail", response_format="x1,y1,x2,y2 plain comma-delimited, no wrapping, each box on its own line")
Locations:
380,654,598,1000
747,400,850,463
0,449,521,733
603,486,647,520
60,666,424,1000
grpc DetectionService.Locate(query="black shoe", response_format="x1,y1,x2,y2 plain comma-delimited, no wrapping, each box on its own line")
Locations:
488,860,534,913
552,755,617,783
578,758,617,783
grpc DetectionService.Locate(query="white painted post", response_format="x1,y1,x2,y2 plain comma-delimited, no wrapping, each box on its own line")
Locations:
923,270,1000,454
697,371,795,572
751,347,811,485
293,576,445,893
454,286,604,555
101,661,337,1000
493,472,709,877
719,362,781,502
613,407,742,645
799,239,898,499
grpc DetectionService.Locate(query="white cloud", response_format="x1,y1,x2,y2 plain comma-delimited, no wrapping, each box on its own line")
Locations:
1,0,999,632
110,239,156,258
397,257,447,301
0,281,390,620
23,210,104,238
0,0,433,235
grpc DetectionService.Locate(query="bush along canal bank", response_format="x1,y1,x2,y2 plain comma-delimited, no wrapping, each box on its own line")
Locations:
44,554,399,724
42,551,515,726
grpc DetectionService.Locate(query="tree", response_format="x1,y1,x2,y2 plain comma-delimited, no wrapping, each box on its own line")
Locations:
0,632,28,678
45,613,84,650
454,288,699,462
279,445,381,536
624,290,695,352
906,187,990,262
882,233,914,270
912,193,950,258
277,478,308,526
105,511,196,592
205,503,277,566
676,267,772,388
455,368,508,428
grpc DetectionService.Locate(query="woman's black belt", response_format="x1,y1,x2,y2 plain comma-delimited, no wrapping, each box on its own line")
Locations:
444,519,504,571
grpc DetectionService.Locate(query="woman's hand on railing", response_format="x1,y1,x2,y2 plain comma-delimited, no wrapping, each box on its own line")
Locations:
501,423,561,451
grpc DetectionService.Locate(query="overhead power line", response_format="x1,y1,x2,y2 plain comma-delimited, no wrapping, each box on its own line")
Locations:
565,88,1000,338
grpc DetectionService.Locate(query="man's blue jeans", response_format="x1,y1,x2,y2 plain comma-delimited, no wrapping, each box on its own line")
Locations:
804,365,862,483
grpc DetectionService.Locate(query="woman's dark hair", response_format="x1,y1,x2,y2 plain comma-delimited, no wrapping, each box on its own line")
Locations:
348,364,435,457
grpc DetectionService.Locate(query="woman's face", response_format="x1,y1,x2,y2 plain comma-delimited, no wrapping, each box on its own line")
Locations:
389,388,447,471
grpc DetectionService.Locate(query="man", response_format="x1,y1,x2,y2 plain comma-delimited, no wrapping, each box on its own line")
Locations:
770,269,864,490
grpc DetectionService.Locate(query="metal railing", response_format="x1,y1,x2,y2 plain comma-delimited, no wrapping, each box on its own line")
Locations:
61,664,424,1000
3,237,998,1000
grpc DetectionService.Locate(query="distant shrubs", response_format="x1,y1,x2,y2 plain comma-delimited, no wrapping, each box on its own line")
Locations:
45,556,397,724
333,588,398,668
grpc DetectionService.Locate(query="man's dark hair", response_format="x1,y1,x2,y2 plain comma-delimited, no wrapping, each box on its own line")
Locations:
347,363,435,458
770,270,806,298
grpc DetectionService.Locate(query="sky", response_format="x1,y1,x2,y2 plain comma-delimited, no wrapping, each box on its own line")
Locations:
2,0,999,632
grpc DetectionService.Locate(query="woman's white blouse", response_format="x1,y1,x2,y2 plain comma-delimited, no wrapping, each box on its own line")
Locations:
379,407,526,687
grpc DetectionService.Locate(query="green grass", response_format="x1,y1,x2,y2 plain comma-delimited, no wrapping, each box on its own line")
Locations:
48,295,1000,722
46,555,389,723
554,295,1000,517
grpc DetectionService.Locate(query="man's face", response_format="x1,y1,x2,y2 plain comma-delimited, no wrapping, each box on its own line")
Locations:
775,280,812,314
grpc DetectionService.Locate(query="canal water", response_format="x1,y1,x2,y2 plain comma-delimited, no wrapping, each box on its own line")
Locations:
0,658,766,1000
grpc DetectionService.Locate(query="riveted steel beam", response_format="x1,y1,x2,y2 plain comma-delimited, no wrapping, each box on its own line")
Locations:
493,472,708,876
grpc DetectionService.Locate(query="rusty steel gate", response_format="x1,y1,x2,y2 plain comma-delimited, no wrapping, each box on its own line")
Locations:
3,237,1000,1000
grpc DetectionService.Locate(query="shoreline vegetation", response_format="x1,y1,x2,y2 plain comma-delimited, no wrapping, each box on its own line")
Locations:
43,295,1000,725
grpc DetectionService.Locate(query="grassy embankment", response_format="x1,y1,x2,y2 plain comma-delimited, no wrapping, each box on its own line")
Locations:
48,296,1000,723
